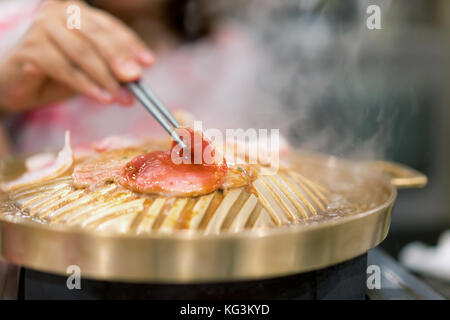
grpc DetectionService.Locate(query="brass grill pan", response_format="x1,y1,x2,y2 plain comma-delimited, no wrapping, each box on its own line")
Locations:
0,151,426,283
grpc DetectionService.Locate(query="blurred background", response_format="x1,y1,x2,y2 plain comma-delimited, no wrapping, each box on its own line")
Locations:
232,0,450,296
227,0,449,253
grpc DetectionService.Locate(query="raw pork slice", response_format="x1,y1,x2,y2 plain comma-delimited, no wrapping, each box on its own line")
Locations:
72,147,146,188
1,131,73,191
24,152,56,172
91,135,144,152
119,128,227,197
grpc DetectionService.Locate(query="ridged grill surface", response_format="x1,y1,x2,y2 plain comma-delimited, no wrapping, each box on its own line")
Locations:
3,168,330,234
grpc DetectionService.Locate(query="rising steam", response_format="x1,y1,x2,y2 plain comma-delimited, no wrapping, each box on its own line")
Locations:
200,0,401,160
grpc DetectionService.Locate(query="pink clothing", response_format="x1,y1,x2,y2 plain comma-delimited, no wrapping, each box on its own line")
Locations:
0,0,260,153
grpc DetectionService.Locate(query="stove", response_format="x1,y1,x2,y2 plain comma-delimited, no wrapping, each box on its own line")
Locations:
18,254,367,300
10,249,443,300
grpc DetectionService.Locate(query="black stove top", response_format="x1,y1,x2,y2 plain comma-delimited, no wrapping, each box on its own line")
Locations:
12,248,444,300
19,254,367,300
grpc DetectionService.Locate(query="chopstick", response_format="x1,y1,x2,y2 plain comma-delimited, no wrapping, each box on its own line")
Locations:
125,81,187,149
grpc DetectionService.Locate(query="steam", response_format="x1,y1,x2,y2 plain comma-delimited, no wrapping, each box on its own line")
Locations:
203,0,400,160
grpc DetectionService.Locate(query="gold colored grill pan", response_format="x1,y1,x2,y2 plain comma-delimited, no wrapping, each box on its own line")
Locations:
0,151,427,283
4,169,329,234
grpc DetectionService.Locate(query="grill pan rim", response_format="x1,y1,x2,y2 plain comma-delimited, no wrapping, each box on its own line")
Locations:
0,197,395,283
1,149,425,283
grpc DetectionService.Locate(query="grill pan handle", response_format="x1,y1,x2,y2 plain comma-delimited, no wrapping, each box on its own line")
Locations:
370,161,428,189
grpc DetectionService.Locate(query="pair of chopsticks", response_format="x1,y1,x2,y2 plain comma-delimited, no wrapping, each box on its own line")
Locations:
125,81,187,149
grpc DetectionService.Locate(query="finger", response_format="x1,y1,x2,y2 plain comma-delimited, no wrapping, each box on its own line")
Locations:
17,62,46,98
78,27,142,81
46,22,120,96
0,59,74,112
115,87,134,106
89,8,155,66
23,39,114,104
109,19,155,66
78,12,153,82
0,60,46,111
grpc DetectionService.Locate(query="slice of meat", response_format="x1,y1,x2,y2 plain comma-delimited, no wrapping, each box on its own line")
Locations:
221,164,254,190
1,131,73,191
24,152,56,172
72,147,146,188
73,146,96,163
119,128,228,197
91,135,144,152
120,151,227,197
224,134,291,165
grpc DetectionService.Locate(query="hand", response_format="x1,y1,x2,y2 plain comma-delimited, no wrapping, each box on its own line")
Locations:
0,0,154,112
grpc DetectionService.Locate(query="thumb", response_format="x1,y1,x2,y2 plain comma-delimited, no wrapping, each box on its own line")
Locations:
22,62,45,86
11,62,46,100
